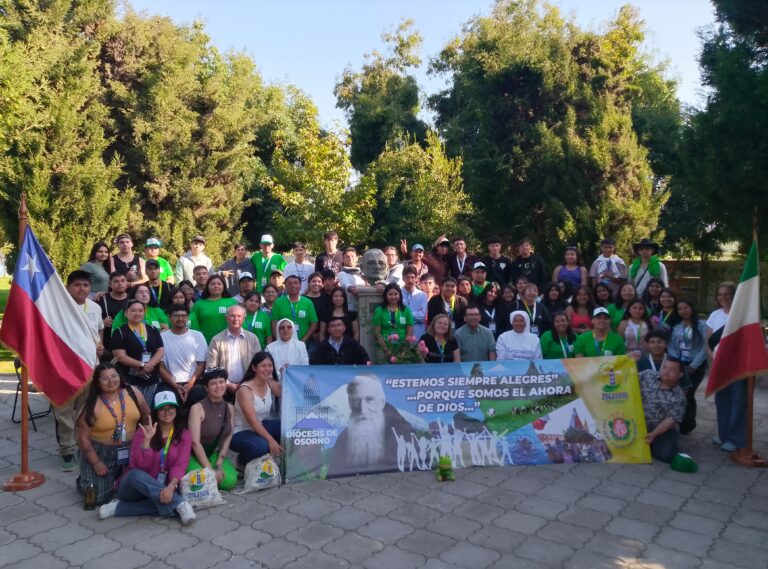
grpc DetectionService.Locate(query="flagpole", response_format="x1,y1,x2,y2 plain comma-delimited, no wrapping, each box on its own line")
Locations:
730,218,767,467
3,193,45,491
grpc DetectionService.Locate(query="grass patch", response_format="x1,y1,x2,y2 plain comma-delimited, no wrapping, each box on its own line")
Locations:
0,277,14,373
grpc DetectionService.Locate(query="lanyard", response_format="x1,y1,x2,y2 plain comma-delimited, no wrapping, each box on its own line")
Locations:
683,325,693,343
660,310,671,325
648,354,666,372
260,253,271,275
150,283,163,304
100,389,127,442
389,308,399,330
437,340,446,362
523,301,536,323
593,336,606,356
251,312,258,329
484,308,496,321
159,426,174,472
559,338,569,358
130,323,147,351
289,300,299,321
444,296,455,317
456,255,466,274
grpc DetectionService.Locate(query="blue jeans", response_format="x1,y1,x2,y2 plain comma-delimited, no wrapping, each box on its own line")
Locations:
114,469,184,518
715,380,747,448
230,420,281,466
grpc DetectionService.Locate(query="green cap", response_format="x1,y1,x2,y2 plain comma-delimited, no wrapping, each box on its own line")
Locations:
670,453,698,473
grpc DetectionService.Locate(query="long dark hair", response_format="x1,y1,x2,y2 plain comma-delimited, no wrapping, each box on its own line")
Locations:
593,283,612,307
83,363,127,427
622,298,652,327
541,282,566,313
88,241,111,273
676,299,703,342
329,286,350,316
381,282,404,310
242,351,279,383
614,283,638,310
551,311,576,343
148,399,185,451
476,282,500,308
642,277,665,307
570,285,596,313
202,274,231,299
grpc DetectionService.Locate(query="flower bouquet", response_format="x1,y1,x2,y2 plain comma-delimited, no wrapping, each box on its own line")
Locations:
374,334,426,365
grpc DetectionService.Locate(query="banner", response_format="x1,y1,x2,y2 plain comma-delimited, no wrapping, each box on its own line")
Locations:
281,356,650,482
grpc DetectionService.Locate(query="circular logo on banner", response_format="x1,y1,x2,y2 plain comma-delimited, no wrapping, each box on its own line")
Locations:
602,413,637,448
188,469,207,492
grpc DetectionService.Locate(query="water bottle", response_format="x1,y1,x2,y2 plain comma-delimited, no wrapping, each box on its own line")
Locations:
83,482,96,510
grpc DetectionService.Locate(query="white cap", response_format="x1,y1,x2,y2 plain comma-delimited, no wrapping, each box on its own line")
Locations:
473,262,487,270
260,234,274,245
153,390,179,410
239,271,254,281
593,307,610,318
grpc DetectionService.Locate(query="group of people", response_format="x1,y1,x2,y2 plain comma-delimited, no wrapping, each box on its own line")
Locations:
54,229,743,523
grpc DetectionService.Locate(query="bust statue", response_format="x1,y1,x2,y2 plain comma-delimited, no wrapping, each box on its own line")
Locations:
361,248,388,284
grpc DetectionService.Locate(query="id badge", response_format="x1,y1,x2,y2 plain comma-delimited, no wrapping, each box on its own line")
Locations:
156,471,167,485
489,322,497,333
261,277,267,286
255,321,263,329
116,446,130,465
399,316,406,325
681,347,692,362
530,325,539,336
604,350,614,356
218,306,227,314
141,352,151,365
450,320,456,330
298,310,306,318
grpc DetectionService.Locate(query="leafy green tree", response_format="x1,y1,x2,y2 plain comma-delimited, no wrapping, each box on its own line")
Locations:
361,131,473,247
265,91,375,251
679,0,768,249
0,0,131,274
99,10,261,264
429,0,672,260
335,20,428,172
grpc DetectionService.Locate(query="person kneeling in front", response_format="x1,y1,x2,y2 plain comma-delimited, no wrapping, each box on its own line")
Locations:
98,391,196,525
639,358,687,463
230,352,283,467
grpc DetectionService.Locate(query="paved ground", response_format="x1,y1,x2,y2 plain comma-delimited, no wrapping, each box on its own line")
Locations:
0,373,767,569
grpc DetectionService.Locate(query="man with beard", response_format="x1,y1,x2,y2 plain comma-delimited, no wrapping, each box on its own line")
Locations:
328,374,413,477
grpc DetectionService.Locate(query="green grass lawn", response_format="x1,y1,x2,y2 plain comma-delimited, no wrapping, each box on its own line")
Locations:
0,277,15,373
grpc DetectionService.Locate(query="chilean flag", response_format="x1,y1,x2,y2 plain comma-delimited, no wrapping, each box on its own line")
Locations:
0,227,97,406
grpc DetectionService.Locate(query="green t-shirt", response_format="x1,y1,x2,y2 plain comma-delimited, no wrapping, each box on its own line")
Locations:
606,304,625,331
270,296,318,340
372,305,414,341
143,257,174,282
189,297,238,344
539,330,575,360
250,252,286,292
244,310,272,348
573,330,626,357
111,306,169,334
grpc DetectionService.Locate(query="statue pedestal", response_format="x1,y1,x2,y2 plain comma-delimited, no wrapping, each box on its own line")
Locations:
356,287,382,361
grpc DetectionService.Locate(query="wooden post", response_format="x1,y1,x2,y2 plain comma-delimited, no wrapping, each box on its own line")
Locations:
3,194,46,491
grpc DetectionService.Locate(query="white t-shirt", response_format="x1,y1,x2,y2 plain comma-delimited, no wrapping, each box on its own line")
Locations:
79,299,105,340
706,309,729,333
283,261,315,294
161,328,208,384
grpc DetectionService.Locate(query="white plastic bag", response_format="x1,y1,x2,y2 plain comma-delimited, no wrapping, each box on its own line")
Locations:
180,467,225,509
236,454,281,494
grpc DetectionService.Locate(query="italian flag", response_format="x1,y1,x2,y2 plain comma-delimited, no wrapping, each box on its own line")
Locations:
706,241,768,397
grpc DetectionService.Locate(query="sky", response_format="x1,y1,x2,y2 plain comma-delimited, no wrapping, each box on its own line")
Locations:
127,0,717,129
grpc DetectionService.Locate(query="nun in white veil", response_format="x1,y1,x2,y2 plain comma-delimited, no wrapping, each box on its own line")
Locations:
266,318,309,379
496,310,543,361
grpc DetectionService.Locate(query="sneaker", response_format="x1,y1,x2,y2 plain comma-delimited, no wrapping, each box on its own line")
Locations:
98,500,119,520
176,501,196,525
721,441,737,452
711,436,722,446
60,455,76,472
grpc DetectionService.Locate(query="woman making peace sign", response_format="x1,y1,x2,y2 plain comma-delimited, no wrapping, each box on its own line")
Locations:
97,391,195,525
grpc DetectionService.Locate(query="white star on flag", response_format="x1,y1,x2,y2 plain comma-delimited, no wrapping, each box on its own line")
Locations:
21,253,39,278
